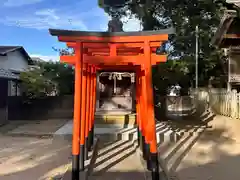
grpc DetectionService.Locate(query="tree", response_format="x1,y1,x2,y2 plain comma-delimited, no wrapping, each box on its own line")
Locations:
38,61,74,95
20,66,57,100
99,0,226,87
20,61,74,101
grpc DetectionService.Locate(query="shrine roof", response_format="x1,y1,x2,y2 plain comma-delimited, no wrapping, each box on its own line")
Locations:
49,28,175,38
211,10,240,47
226,0,240,8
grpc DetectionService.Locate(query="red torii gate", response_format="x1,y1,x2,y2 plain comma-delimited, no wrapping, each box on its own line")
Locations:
49,29,171,180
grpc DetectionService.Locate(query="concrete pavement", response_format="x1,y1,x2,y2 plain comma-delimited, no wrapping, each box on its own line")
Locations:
62,140,150,180
0,135,71,180
175,115,240,180
2,115,240,180
157,115,240,180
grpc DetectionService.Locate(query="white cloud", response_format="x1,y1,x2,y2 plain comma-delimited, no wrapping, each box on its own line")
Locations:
0,8,88,30
35,9,59,20
3,0,44,7
122,16,142,31
30,54,60,62
121,10,142,31
0,2,141,32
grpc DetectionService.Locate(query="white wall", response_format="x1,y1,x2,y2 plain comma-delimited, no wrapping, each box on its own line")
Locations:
0,50,29,72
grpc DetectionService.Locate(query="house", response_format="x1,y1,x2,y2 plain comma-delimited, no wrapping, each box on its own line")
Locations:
211,1,240,91
0,46,32,71
0,46,32,125
0,46,32,95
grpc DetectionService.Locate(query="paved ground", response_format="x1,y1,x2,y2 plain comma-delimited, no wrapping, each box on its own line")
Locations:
0,119,149,180
0,119,71,180
0,119,69,136
160,115,240,180
88,140,148,180
62,140,150,180
2,115,240,180
0,135,72,180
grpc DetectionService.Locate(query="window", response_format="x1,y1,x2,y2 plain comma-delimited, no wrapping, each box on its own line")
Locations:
8,81,21,96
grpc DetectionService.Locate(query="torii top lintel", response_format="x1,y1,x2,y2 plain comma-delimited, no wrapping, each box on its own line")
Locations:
49,28,173,67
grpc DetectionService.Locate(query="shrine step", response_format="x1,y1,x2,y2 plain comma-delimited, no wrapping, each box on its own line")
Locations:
94,122,183,144
94,114,136,126
155,127,207,180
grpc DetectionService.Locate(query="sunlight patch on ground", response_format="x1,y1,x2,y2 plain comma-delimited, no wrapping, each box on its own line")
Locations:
0,136,71,176
0,152,55,175
40,162,71,180
175,117,240,176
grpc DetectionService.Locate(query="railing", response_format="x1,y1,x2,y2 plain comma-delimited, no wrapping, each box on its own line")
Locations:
85,137,100,180
154,94,199,120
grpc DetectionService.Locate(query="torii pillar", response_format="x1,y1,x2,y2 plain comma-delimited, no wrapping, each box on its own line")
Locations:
49,28,172,180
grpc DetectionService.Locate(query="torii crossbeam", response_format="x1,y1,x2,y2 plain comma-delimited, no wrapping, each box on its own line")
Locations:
49,29,172,180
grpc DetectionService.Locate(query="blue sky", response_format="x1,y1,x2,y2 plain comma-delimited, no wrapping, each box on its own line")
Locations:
0,0,141,61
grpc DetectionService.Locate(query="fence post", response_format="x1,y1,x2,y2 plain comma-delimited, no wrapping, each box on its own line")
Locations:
232,90,237,119
220,92,223,115
238,93,240,119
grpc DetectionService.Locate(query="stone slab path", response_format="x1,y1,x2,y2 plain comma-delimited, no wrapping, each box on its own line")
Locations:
62,140,150,180
89,140,148,180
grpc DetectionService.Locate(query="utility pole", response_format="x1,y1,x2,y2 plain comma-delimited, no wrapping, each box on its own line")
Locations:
195,25,199,90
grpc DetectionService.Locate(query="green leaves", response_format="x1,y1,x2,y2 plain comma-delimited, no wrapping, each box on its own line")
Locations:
20,66,57,100
100,0,225,89
20,61,74,101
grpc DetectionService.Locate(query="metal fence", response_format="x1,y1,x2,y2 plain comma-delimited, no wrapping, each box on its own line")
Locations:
154,95,200,120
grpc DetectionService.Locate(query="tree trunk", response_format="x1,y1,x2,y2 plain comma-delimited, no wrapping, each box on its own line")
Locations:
159,96,167,121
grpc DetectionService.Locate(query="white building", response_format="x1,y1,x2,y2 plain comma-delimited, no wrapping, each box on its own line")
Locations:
0,46,32,96
0,46,32,125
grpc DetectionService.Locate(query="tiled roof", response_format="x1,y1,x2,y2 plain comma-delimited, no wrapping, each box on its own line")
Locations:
0,46,32,64
0,68,19,80
0,46,21,55
49,28,175,37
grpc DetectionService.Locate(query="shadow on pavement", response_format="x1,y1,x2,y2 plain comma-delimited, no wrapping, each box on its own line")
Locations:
60,139,141,180
157,112,240,180
0,136,72,180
